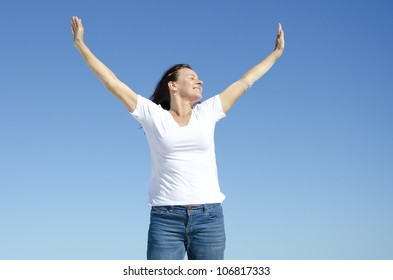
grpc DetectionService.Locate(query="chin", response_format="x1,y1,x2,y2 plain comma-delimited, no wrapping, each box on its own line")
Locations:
194,92,202,102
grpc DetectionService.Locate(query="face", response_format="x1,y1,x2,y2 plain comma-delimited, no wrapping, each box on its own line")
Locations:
172,68,203,103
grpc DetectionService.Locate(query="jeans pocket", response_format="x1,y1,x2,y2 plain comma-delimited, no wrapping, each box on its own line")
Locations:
205,204,223,220
151,206,168,216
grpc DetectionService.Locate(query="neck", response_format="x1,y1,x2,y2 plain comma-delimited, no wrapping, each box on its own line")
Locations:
170,97,193,117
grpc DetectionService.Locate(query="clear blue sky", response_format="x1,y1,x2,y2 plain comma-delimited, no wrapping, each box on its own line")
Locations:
1,0,392,260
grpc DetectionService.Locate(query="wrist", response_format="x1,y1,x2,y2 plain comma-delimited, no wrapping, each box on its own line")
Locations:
272,49,283,59
74,39,85,49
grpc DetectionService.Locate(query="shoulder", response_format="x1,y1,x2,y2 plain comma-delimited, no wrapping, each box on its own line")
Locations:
194,95,226,121
130,95,165,120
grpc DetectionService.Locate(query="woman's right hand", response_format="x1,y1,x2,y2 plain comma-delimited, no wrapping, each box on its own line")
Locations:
71,16,84,46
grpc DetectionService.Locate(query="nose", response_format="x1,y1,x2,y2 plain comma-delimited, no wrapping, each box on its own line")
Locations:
197,78,203,85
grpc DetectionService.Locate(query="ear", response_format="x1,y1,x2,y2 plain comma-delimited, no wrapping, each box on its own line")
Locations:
168,81,177,91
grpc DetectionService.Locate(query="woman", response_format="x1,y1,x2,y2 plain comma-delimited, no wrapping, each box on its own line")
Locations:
71,16,284,260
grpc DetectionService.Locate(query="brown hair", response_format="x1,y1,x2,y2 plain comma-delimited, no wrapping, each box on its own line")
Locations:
150,64,192,110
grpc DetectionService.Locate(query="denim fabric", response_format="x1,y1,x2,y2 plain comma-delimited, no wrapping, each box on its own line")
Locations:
147,203,226,260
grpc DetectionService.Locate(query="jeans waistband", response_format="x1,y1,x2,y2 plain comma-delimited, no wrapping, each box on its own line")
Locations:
151,203,221,214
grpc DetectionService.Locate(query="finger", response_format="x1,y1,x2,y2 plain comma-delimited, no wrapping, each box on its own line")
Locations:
71,20,76,33
71,16,79,27
71,17,80,32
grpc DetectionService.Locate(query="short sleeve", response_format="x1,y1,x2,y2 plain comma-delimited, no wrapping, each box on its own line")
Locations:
195,95,226,122
130,95,161,124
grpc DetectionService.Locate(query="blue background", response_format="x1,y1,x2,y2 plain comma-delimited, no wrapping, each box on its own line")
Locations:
1,0,392,259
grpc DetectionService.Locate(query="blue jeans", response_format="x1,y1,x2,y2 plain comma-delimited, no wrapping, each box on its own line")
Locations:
147,203,226,260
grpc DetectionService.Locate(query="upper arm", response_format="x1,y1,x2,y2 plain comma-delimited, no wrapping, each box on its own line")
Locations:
219,79,249,113
105,79,139,112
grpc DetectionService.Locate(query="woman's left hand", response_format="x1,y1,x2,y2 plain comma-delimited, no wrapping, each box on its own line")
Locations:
71,16,85,46
274,23,285,56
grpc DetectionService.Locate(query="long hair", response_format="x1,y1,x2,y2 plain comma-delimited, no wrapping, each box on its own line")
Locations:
150,64,192,110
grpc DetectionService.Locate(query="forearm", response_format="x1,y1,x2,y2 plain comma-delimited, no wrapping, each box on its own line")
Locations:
74,40,118,89
240,50,282,89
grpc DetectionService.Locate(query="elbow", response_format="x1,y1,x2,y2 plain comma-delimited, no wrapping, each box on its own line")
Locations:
104,82,116,93
103,78,121,93
247,81,254,90
238,79,253,92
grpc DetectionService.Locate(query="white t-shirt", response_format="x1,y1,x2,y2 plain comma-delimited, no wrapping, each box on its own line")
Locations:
131,94,226,206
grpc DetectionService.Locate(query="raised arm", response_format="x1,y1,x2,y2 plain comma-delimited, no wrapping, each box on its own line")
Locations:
71,16,138,112
219,23,285,113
